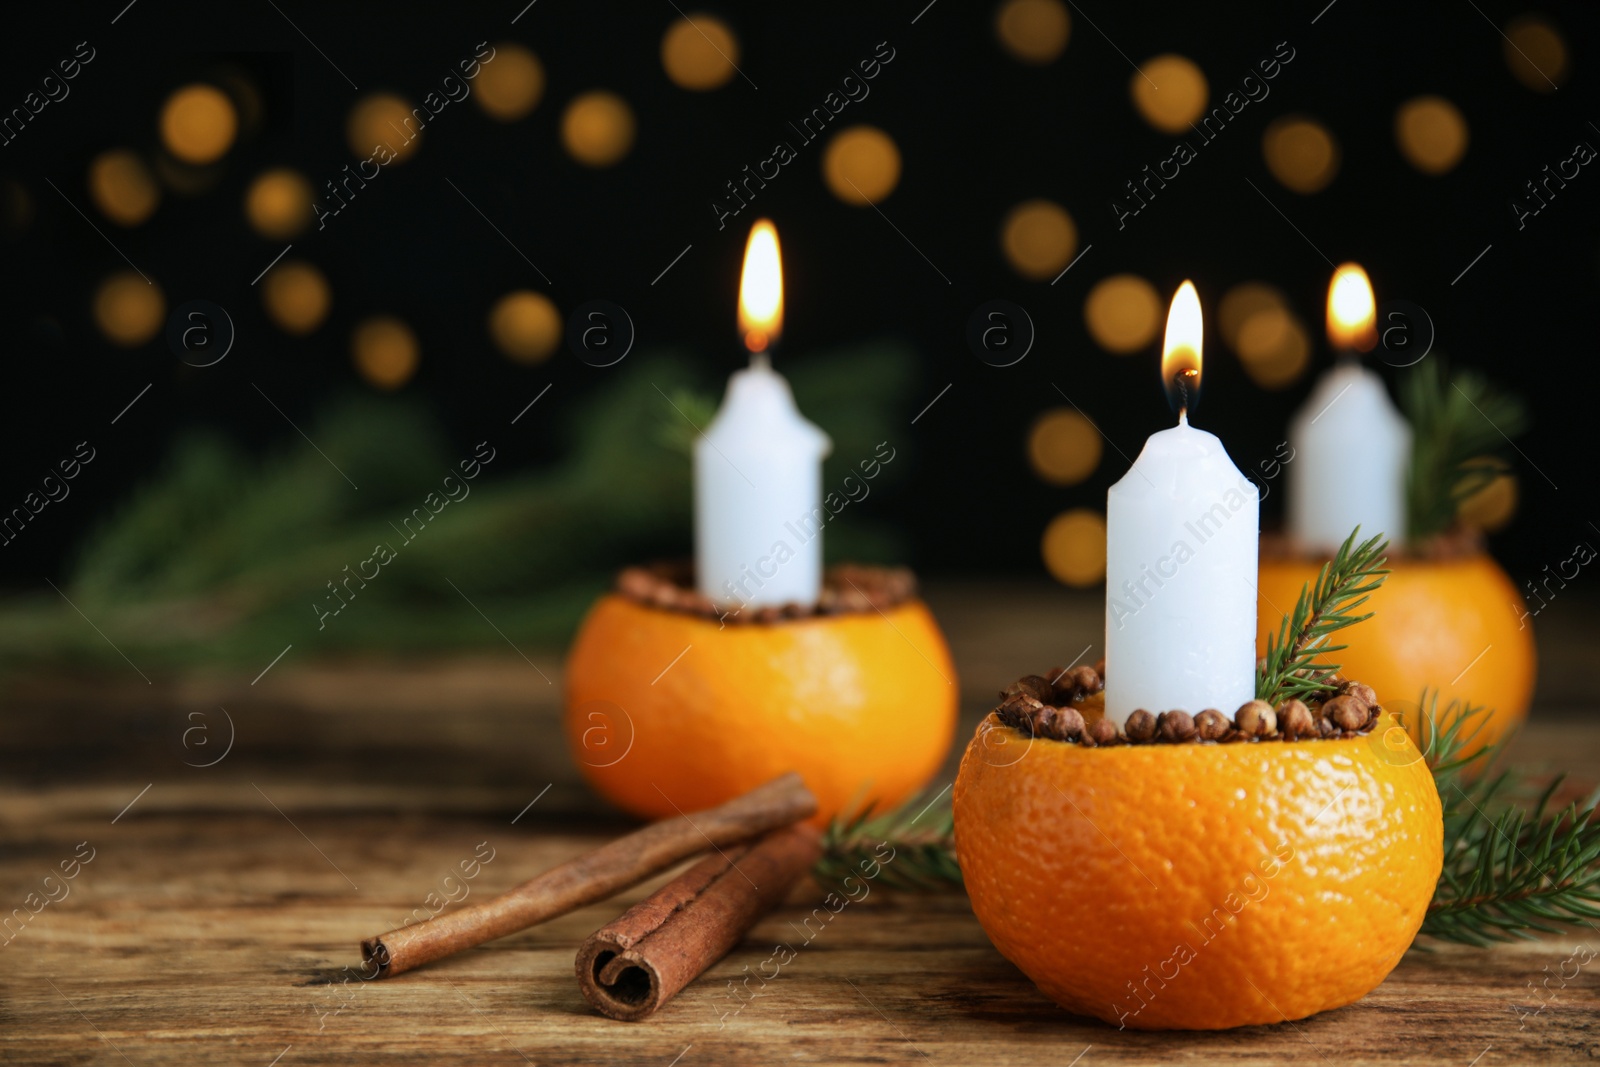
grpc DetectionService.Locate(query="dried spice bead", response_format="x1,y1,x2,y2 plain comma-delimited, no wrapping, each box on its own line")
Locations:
1278,699,1314,739
1194,708,1229,741
1054,705,1087,740
1157,710,1196,743
1234,699,1275,737
1125,709,1158,742
1071,665,1102,692
1323,694,1370,731
1087,717,1118,746
1019,675,1059,703
1340,682,1379,708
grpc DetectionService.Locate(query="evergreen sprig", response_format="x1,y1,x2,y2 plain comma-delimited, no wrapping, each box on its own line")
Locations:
814,789,962,895
1255,528,1390,706
1420,696,1600,946
1402,358,1527,544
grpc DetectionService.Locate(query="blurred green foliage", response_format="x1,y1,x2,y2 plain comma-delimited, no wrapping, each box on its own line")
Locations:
0,344,914,672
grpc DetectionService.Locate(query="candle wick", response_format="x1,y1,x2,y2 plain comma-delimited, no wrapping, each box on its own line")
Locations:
749,351,771,372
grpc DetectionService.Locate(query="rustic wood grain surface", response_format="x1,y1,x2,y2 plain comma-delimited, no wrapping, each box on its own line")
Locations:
3,582,1597,1065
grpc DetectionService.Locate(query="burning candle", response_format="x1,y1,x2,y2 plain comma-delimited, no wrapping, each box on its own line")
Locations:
695,220,832,610
1286,263,1411,554
1104,281,1260,726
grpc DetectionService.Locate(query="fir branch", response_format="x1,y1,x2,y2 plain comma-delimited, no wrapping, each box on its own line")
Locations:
1401,359,1527,544
1255,528,1389,706
814,790,961,894
1421,696,1600,945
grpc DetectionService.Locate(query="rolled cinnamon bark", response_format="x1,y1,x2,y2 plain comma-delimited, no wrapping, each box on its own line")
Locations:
361,773,816,978
576,824,821,1021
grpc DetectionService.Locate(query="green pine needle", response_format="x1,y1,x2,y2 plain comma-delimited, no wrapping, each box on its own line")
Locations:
814,790,962,894
1420,695,1600,946
1402,359,1527,545
1255,528,1390,706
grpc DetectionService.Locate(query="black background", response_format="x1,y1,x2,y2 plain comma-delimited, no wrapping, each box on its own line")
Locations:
1,0,1596,592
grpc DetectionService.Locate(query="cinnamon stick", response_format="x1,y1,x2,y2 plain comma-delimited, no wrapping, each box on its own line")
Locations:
360,773,816,978
575,824,821,1021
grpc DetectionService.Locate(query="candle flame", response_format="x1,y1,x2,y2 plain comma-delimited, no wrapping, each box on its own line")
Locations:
1326,262,1377,352
1161,280,1203,417
739,219,783,354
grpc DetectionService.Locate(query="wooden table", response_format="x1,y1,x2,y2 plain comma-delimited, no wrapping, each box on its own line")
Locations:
5,582,1598,1065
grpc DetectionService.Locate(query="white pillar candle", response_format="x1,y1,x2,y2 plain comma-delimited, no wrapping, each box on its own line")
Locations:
695,220,832,610
695,356,831,608
1286,264,1411,554
1104,282,1260,725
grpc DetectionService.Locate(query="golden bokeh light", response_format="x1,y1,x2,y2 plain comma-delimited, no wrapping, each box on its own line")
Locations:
1130,55,1208,134
1083,274,1161,354
1457,458,1518,532
1504,16,1568,92
474,42,545,120
561,91,636,167
661,13,741,90
1235,307,1311,390
822,125,901,206
1262,116,1340,194
995,0,1071,65
88,150,160,226
261,261,331,336
1028,409,1103,486
1395,95,1469,175
1001,199,1077,281
93,272,165,347
245,168,314,240
489,290,561,363
1218,282,1288,350
1042,508,1107,587
347,93,423,162
160,84,237,165
352,317,420,390
0,180,32,237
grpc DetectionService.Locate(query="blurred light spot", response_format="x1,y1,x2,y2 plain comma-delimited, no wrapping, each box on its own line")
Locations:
1028,409,1103,486
822,125,901,205
1001,199,1076,280
0,180,32,238
1084,274,1161,353
661,13,741,90
1457,458,1517,532
1395,95,1468,175
88,150,160,226
1218,281,1288,350
561,91,636,167
1042,508,1107,587
160,84,237,165
489,290,561,363
245,168,314,240
262,261,331,336
1262,116,1340,194
1504,15,1568,92
996,0,1070,65
93,272,165,347
352,316,419,390
1235,307,1310,389
1130,55,1207,134
474,42,545,120
347,94,423,162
